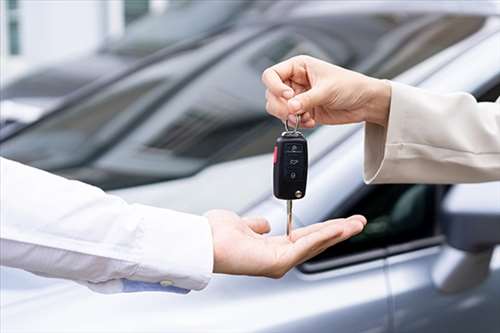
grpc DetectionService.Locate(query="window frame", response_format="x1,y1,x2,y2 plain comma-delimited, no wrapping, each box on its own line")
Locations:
300,182,447,274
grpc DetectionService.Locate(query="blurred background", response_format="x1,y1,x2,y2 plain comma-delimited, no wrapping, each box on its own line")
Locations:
1,0,168,83
1,1,500,333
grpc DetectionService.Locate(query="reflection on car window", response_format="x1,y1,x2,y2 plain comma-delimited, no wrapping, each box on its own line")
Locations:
1,14,486,190
306,184,440,268
147,108,271,159
308,184,443,267
107,0,254,56
87,33,325,189
365,16,486,78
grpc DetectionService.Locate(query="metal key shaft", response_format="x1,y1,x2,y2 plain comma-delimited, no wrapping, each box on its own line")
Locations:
287,199,293,238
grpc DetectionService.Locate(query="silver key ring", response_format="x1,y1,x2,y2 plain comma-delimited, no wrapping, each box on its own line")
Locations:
284,114,301,133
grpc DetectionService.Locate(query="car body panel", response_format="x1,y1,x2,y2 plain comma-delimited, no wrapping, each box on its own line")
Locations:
1,261,389,333
388,246,500,333
290,0,500,19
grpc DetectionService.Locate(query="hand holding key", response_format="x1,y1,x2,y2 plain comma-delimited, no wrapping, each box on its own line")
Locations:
262,55,392,128
206,210,366,278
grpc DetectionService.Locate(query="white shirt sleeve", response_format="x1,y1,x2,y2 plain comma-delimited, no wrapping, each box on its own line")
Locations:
0,157,213,292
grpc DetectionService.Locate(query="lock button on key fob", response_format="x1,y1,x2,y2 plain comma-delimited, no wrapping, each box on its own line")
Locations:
273,133,308,200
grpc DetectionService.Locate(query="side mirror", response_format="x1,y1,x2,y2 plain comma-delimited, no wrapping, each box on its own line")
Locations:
432,182,500,293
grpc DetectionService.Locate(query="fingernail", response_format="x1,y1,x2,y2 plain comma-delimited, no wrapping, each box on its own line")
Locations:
288,98,302,111
282,89,294,99
348,215,367,225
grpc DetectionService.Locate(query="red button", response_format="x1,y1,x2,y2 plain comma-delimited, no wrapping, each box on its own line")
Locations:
273,146,278,164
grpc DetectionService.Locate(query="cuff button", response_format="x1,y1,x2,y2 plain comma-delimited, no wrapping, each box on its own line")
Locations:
160,280,173,287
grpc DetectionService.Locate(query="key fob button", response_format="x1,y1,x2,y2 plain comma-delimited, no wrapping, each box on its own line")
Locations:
285,143,303,153
286,156,303,167
286,167,304,181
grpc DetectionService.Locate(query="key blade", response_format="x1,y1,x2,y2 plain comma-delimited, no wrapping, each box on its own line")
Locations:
287,200,293,238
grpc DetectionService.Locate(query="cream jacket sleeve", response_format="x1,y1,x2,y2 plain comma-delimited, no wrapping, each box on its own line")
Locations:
0,157,213,293
364,81,500,184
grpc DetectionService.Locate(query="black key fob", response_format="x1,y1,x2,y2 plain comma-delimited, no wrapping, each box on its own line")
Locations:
273,132,308,200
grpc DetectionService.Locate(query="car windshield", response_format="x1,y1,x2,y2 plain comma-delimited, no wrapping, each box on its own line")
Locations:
105,0,266,56
1,14,486,190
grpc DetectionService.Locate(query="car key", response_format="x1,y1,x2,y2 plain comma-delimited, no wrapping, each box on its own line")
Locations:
273,114,308,238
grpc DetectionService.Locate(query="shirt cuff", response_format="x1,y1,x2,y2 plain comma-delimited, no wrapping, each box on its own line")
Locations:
79,279,190,294
363,80,407,184
127,204,214,291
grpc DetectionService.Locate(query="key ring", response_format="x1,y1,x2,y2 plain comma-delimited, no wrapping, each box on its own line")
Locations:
284,114,301,133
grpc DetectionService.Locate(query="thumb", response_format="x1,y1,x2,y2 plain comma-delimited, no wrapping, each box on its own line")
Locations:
287,87,323,114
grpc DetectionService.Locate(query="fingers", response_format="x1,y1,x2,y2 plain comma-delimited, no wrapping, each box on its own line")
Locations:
335,215,367,242
265,89,288,120
288,218,337,242
287,215,367,266
261,56,310,99
287,112,316,129
289,223,344,264
289,215,366,242
266,87,323,127
243,217,271,235
267,91,316,128
287,88,323,115
262,65,295,99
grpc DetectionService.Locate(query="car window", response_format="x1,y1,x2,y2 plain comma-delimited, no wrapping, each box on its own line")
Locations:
0,29,260,167
364,16,486,78
92,32,329,189
303,184,442,271
106,0,256,56
477,80,500,102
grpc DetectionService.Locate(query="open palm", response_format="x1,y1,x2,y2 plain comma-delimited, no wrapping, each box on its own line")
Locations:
206,210,366,278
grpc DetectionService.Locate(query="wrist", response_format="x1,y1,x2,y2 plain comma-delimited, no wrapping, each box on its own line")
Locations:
364,79,391,128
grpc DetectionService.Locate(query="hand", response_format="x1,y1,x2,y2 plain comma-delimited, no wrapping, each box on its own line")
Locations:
205,209,366,278
262,55,392,128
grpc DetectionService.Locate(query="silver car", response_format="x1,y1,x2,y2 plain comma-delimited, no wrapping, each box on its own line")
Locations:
1,2,500,332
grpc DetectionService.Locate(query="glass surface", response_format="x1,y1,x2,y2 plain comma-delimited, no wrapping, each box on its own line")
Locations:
7,0,20,55
107,0,254,56
307,184,440,266
7,0,18,10
8,21,20,55
1,14,486,190
124,0,150,26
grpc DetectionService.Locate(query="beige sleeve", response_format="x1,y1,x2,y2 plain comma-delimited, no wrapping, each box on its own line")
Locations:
364,81,500,184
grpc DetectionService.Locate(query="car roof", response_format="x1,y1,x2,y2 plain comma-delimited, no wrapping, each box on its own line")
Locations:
283,0,500,19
